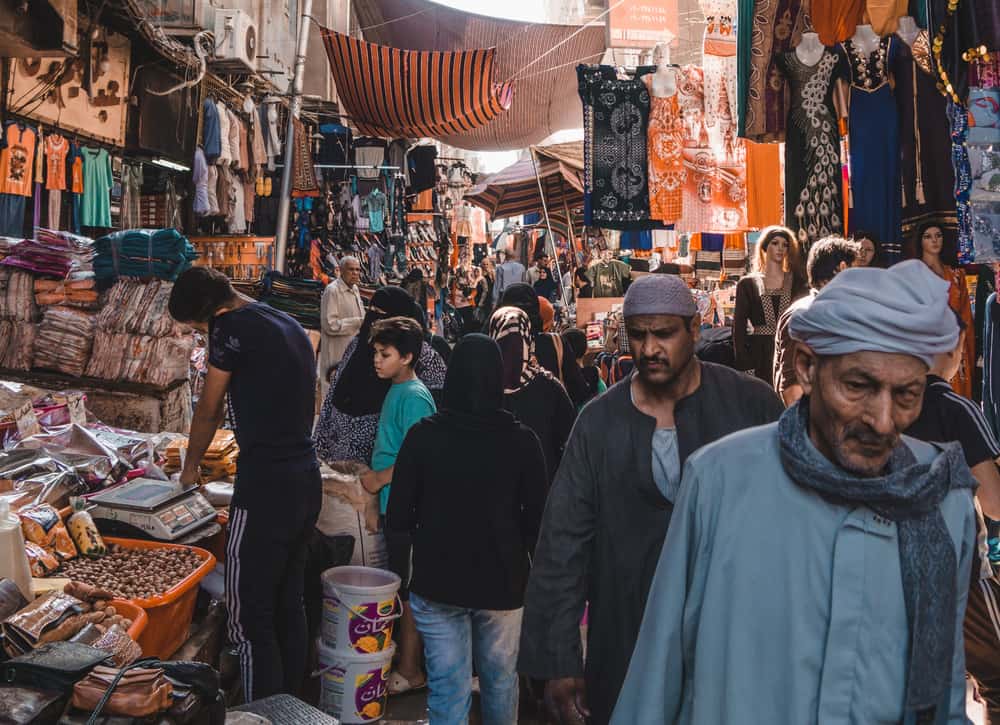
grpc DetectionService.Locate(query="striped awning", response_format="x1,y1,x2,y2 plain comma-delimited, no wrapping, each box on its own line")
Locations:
465,142,584,221
320,29,514,139
354,0,605,151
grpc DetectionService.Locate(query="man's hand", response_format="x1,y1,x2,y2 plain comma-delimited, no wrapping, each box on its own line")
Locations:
178,468,201,488
544,678,590,724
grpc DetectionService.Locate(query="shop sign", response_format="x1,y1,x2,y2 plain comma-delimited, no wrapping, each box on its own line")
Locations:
607,0,678,49
5,28,130,147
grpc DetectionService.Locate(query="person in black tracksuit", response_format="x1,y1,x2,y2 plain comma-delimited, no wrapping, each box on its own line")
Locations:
169,267,320,702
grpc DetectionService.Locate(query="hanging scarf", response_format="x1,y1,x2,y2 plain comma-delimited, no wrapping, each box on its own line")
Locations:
489,306,544,394
778,400,975,717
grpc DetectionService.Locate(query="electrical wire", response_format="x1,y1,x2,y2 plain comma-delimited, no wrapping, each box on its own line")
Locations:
515,51,606,82
359,7,429,32
503,0,628,84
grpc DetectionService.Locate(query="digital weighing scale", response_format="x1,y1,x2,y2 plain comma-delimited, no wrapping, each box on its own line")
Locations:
88,478,217,541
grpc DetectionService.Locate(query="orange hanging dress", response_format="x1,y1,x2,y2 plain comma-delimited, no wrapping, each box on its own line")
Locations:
945,265,975,398
812,0,864,47
647,92,685,224
865,0,908,35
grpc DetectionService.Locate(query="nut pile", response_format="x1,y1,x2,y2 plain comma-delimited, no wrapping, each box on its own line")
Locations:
56,544,203,600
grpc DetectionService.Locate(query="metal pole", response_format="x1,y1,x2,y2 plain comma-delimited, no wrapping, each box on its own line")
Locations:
274,0,314,273
529,148,568,309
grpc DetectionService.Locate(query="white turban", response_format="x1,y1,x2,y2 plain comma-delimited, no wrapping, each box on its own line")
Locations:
788,259,959,367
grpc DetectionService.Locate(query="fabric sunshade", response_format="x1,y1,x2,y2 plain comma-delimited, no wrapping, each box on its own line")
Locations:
355,0,605,151
321,29,514,139
465,142,583,220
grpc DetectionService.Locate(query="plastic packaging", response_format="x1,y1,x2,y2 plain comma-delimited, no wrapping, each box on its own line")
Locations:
0,497,33,599
67,497,106,557
19,503,78,561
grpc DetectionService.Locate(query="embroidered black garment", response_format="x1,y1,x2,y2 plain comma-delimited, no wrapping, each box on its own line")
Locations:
578,65,654,230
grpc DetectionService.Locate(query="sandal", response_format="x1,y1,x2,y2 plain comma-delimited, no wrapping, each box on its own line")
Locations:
387,670,427,696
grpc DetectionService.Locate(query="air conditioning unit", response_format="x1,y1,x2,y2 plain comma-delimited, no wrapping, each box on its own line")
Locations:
213,9,257,72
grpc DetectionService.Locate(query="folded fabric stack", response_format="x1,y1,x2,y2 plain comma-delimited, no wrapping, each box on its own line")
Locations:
0,321,35,370
164,429,238,480
0,269,37,321
33,307,97,376
258,273,323,329
83,278,193,387
85,332,192,387
95,279,187,337
1,230,94,279
0,237,20,261
93,229,198,282
34,277,100,309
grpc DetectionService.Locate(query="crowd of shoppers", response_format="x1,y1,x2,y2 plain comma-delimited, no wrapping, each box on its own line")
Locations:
176,215,1000,724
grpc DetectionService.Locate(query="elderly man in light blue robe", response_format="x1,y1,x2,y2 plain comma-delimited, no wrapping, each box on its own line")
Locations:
612,260,978,725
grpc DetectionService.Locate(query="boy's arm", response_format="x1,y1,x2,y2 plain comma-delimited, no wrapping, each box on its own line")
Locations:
361,466,393,492
360,390,435,493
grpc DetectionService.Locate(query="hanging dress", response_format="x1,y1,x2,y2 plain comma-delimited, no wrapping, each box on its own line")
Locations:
646,84,685,224
865,0,908,35
811,0,864,47
778,49,843,248
745,0,808,142
942,265,975,398
892,30,957,248
578,65,654,230
700,0,738,130
840,36,902,251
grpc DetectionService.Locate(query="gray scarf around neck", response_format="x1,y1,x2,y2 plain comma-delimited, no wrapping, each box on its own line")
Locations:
778,401,975,717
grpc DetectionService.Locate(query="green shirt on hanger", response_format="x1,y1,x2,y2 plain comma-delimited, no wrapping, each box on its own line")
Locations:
80,147,112,228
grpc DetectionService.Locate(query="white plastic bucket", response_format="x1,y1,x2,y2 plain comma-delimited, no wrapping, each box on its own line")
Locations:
321,566,402,654
317,640,395,723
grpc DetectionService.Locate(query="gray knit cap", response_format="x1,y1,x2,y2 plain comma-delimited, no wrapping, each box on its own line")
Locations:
622,274,698,318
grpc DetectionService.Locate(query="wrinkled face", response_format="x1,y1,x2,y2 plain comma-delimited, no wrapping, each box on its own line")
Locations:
626,314,700,387
857,238,876,266
767,235,789,266
342,260,362,287
921,226,944,258
372,342,412,380
796,349,927,477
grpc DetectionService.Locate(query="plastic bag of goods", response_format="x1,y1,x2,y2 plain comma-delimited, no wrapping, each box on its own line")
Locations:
316,463,386,570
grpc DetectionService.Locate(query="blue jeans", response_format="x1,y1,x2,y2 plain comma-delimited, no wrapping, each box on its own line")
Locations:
410,593,522,725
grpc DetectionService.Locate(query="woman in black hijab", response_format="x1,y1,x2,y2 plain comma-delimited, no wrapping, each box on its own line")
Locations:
562,327,604,405
534,332,592,409
386,334,546,725
314,285,447,466
489,307,576,486
496,283,543,336
533,267,558,304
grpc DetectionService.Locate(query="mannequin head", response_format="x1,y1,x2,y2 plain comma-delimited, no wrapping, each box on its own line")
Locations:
754,225,800,275
905,220,956,266
851,231,879,267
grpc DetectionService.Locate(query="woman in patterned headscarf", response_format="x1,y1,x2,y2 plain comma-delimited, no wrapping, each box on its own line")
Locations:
489,307,576,487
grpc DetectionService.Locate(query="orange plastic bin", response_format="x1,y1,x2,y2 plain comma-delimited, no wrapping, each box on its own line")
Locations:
104,538,216,659
109,599,148,643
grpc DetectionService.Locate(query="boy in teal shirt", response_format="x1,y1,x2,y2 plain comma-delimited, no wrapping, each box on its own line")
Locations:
361,316,437,512
360,315,435,694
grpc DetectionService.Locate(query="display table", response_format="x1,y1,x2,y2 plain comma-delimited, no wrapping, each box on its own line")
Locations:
0,368,192,433
575,297,625,328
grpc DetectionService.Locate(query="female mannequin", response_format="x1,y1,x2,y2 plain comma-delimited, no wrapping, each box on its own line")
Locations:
650,41,677,98
908,221,975,397
896,15,919,46
732,226,806,384
795,32,825,66
850,23,881,54
646,41,684,224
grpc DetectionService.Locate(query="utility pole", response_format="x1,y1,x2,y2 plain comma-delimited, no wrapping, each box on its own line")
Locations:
273,0,313,273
